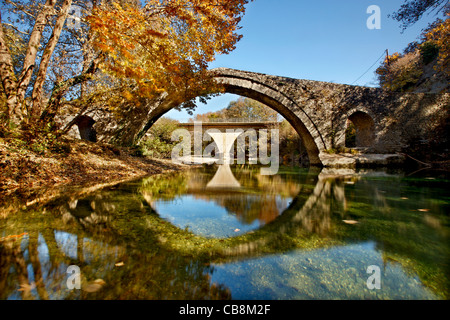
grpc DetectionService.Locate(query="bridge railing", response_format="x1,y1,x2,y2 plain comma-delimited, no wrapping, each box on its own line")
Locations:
187,118,279,123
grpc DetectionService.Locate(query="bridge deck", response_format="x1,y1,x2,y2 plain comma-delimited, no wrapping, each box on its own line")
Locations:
179,121,280,130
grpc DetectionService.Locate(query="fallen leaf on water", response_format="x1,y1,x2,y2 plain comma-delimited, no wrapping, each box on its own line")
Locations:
82,279,106,293
343,220,359,225
234,229,240,232
115,262,124,267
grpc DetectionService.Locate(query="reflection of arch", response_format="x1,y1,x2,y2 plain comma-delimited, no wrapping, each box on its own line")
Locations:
138,69,324,166
75,115,97,142
137,169,349,257
347,111,375,148
59,170,349,261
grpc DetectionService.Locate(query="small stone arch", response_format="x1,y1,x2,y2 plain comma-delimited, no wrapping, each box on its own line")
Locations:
75,115,97,142
346,111,375,148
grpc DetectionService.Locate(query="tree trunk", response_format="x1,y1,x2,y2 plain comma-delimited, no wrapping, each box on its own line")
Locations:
0,0,57,126
31,0,73,120
40,54,103,124
0,13,18,124
16,0,57,121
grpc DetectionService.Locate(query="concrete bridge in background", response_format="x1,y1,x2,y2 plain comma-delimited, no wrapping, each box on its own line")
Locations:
68,68,449,167
178,120,280,132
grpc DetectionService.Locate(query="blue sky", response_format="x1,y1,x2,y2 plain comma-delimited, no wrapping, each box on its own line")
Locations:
166,0,443,122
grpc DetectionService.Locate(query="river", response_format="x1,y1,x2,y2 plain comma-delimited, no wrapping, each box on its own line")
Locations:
0,165,448,300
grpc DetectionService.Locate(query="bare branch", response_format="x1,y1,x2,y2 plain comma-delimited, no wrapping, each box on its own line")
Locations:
1,23,30,35
40,53,104,122
5,0,37,19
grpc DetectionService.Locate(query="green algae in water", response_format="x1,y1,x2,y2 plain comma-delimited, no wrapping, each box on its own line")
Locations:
210,242,441,300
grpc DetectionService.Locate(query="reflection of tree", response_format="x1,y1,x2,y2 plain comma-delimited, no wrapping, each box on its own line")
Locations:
223,195,287,225
139,172,189,204
28,231,49,300
289,176,347,236
0,188,232,300
0,238,32,300
192,194,289,226
139,166,303,227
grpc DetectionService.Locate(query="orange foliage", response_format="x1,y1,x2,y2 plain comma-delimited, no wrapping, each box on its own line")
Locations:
87,0,250,104
376,11,449,91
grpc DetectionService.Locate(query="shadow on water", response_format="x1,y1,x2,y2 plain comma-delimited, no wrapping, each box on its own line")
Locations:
0,165,449,300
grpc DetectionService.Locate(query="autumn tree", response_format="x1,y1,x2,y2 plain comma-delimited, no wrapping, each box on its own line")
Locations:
0,0,250,140
192,110,226,122
0,0,102,131
376,9,449,91
225,97,278,121
192,97,279,122
277,119,307,166
86,0,250,117
139,117,180,158
422,11,450,74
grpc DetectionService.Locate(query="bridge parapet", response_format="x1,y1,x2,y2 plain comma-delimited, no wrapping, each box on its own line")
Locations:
178,121,280,132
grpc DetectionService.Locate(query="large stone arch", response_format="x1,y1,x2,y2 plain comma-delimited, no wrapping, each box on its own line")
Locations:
137,68,326,165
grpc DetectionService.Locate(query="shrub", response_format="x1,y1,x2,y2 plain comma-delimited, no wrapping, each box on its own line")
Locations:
138,117,180,159
420,41,440,65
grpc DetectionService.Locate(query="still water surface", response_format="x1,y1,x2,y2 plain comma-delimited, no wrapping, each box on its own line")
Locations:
1,165,449,300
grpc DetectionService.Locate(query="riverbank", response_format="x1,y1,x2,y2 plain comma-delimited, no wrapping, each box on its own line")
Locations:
0,136,185,215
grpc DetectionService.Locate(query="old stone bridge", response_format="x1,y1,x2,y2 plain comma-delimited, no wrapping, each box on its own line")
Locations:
69,68,449,167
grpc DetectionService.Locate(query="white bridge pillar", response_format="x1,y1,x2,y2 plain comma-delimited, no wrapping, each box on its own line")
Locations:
206,131,243,189
207,131,243,165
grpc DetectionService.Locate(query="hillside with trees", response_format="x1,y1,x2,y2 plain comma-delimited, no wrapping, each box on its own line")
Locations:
376,2,449,93
375,0,449,165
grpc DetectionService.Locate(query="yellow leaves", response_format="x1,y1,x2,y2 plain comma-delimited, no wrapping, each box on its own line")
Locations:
86,0,249,109
123,90,133,101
